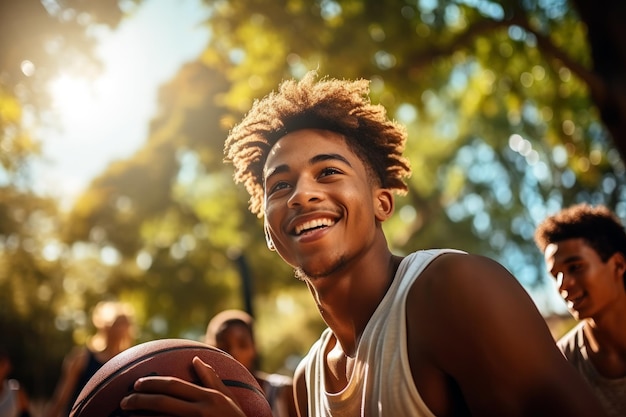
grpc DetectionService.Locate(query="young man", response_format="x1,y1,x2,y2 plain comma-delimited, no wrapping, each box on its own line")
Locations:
535,203,626,417
121,72,606,416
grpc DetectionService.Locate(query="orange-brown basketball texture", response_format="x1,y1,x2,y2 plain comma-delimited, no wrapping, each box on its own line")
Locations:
70,338,272,417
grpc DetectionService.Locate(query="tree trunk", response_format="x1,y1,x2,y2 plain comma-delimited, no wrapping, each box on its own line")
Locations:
571,0,626,162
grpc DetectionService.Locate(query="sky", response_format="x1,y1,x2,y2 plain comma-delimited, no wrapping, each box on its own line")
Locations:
35,0,210,208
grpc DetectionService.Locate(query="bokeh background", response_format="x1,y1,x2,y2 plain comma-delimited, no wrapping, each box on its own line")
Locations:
1,0,623,405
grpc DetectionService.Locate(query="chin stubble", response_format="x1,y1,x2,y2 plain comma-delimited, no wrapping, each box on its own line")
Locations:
293,257,347,282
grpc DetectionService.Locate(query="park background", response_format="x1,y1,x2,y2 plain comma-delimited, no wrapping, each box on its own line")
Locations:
1,0,624,405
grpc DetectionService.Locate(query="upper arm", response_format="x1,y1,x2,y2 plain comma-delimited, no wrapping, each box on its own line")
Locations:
408,253,606,417
292,357,308,417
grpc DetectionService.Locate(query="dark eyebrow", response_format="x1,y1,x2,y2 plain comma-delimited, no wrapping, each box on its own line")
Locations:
550,255,584,276
310,153,353,167
265,164,289,182
264,153,353,183
562,255,584,264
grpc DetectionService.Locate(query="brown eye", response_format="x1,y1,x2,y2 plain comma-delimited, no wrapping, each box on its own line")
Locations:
319,167,342,178
268,180,291,195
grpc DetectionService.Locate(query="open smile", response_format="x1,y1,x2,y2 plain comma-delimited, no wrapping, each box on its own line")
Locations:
294,217,336,236
565,293,587,309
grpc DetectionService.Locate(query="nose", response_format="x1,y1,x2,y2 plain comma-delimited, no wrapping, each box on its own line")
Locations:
555,272,574,297
287,177,322,208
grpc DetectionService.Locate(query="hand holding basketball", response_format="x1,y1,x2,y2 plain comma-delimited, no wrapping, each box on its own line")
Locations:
121,356,248,417
70,338,272,417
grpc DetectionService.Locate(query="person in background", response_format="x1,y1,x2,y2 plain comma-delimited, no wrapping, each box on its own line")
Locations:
535,203,626,416
46,301,135,417
205,309,297,417
121,72,607,416
0,347,31,417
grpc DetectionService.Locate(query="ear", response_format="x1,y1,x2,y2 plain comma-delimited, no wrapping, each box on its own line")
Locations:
263,220,276,251
373,188,394,222
611,252,626,282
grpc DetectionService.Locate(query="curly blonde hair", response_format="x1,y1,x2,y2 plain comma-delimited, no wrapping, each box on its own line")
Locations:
224,71,411,217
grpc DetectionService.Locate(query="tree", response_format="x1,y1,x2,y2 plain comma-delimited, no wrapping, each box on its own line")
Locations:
0,0,137,398
185,0,624,292
64,62,300,340
57,0,626,374
570,0,626,161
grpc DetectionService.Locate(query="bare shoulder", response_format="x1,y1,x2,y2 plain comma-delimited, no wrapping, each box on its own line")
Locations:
405,252,607,416
416,251,517,286
408,252,544,340
409,252,534,314
407,252,535,355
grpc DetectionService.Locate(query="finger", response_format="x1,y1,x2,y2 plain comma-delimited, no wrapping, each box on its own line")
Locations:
131,375,205,401
121,371,246,417
121,387,214,416
120,376,198,416
191,357,248,416
120,390,246,417
192,356,229,392
127,357,223,398
120,389,187,414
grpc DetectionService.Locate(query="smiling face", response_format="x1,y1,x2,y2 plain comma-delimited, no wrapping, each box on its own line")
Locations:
544,238,625,320
263,129,393,280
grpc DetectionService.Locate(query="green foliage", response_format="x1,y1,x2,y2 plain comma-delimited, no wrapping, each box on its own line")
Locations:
55,0,626,378
0,186,74,397
3,0,626,397
0,0,139,397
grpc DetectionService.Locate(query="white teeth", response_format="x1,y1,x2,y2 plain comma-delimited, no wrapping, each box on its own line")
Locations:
295,218,335,235
566,295,584,307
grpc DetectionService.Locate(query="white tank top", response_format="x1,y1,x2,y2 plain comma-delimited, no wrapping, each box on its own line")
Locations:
303,249,462,417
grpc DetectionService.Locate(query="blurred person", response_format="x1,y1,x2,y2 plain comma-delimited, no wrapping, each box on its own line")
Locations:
0,347,31,417
535,203,626,416
121,72,607,416
205,309,297,417
45,301,135,417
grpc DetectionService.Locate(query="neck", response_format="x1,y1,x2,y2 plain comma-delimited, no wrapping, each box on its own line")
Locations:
584,298,626,354
307,249,402,356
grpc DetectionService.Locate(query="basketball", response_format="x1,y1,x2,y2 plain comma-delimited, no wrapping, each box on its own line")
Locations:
69,338,272,417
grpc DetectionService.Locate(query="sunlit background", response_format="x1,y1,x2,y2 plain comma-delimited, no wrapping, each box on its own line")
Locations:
38,0,210,206
39,1,571,313
1,0,624,405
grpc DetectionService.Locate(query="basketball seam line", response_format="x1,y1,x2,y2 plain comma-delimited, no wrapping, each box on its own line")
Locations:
223,379,266,398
